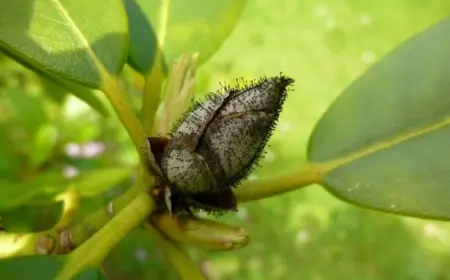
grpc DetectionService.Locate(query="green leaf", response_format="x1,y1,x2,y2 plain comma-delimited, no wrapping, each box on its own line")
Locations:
0,0,129,88
125,0,246,74
0,255,105,280
29,123,58,168
0,256,65,279
39,74,68,104
3,86,48,135
102,227,178,280
38,74,110,116
0,173,66,209
307,19,450,220
0,202,62,232
0,55,109,116
0,126,21,174
74,267,109,280
73,167,131,196
0,168,131,210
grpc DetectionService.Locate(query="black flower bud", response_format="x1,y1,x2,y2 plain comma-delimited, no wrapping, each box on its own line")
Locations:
151,75,294,214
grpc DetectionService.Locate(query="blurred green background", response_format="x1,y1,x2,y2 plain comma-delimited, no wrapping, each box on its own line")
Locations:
2,0,450,279
194,1,450,278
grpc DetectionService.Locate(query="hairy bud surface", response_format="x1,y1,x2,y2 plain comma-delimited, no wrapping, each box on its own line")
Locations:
150,75,294,214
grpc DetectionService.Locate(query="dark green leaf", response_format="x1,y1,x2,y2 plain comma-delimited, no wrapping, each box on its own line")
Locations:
0,125,20,174
73,167,132,196
308,19,450,220
3,86,48,135
39,75,68,104
0,168,131,210
102,227,178,280
125,0,246,74
0,173,65,209
38,75,110,116
0,202,62,232
29,124,58,168
0,255,65,279
75,267,109,280
0,0,129,88
0,255,105,280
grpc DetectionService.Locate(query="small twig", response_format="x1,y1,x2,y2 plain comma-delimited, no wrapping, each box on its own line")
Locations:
141,0,171,135
55,192,154,280
100,77,156,170
54,187,80,229
145,223,206,280
0,182,142,259
69,182,143,247
0,232,54,258
142,60,165,135
235,163,324,202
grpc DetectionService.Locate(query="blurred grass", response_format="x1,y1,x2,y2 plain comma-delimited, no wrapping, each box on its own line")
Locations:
190,0,450,279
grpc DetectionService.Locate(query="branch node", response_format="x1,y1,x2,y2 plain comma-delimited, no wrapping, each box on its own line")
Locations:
58,229,75,254
35,234,55,255
107,201,114,217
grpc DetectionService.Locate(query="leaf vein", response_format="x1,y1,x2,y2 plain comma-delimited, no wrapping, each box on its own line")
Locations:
324,118,450,173
49,0,106,80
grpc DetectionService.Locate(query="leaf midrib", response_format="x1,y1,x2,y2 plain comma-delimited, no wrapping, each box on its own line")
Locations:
321,117,450,175
50,0,107,81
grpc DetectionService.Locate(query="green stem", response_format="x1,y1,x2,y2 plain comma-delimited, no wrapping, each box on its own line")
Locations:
55,192,154,280
145,224,206,280
141,0,170,135
0,183,141,259
141,60,165,135
100,76,158,191
100,77,149,160
0,232,54,258
102,72,204,280
70,183,142,246
235,163,323,202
